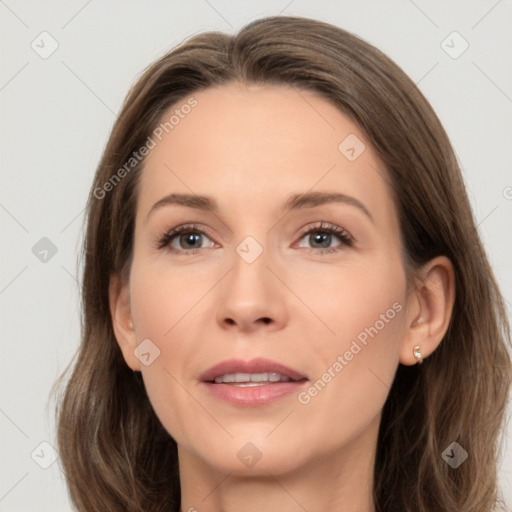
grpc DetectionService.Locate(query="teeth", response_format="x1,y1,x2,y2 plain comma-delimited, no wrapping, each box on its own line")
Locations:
213,372,292,384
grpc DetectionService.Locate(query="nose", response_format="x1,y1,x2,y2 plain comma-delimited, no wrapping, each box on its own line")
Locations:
216,245,288,334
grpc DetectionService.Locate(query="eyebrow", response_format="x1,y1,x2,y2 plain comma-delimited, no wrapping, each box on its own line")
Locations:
145,191,373,223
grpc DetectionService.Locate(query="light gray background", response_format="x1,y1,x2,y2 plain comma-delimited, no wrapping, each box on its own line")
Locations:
1,1,511,510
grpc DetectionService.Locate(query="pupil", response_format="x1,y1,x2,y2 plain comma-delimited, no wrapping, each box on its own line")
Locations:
311,232,330,248
182,233,201,248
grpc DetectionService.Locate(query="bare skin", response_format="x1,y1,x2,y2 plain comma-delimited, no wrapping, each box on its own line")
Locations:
110,82,455,512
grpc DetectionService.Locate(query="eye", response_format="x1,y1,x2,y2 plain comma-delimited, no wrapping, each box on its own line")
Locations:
156,224,216,254
296,222,354,255
156,221,354,256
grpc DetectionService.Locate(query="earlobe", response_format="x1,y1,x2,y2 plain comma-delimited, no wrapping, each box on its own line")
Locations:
109,274,141,371
400,256,455,366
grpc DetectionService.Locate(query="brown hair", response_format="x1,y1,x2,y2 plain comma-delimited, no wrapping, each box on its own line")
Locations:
55,15,511,512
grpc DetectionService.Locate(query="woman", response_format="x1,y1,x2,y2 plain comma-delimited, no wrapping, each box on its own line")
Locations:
56,15,511,512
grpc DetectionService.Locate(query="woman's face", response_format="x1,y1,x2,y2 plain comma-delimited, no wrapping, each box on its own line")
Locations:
121,82,411,476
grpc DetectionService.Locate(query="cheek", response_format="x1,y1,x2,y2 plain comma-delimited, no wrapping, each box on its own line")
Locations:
127,260,209,442
294,261,406,433
129,255,209,337
291,254,406,353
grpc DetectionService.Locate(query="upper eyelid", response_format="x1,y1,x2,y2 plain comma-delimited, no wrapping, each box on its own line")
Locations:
298,222,352,238
164,222,349,237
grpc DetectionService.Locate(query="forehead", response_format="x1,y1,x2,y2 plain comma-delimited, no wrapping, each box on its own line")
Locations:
137,82,395,223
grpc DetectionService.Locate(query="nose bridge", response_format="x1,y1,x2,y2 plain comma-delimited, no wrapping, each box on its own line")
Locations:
228,233,273,300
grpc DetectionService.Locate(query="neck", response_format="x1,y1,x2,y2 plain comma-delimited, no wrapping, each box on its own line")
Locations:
177,416,378,512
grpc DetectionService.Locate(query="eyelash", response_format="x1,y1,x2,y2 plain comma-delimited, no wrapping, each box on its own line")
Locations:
156,222,354,256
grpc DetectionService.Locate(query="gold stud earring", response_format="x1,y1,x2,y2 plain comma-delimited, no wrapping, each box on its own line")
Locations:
413,345,423,364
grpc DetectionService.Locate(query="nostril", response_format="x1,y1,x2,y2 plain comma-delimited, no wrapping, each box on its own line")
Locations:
222,317,272,327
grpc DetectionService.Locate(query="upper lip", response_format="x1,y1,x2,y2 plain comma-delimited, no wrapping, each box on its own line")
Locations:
199,358,308,382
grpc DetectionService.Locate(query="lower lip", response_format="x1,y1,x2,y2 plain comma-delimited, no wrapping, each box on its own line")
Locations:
202,381,307,407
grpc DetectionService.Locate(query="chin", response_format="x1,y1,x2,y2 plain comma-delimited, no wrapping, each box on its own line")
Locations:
184,433,312,477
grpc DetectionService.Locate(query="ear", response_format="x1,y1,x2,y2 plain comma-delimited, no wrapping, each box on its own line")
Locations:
109,273,141,371
400,256,455,365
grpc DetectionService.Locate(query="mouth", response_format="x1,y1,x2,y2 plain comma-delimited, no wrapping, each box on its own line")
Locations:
199,358,308,407
212,372,299,386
